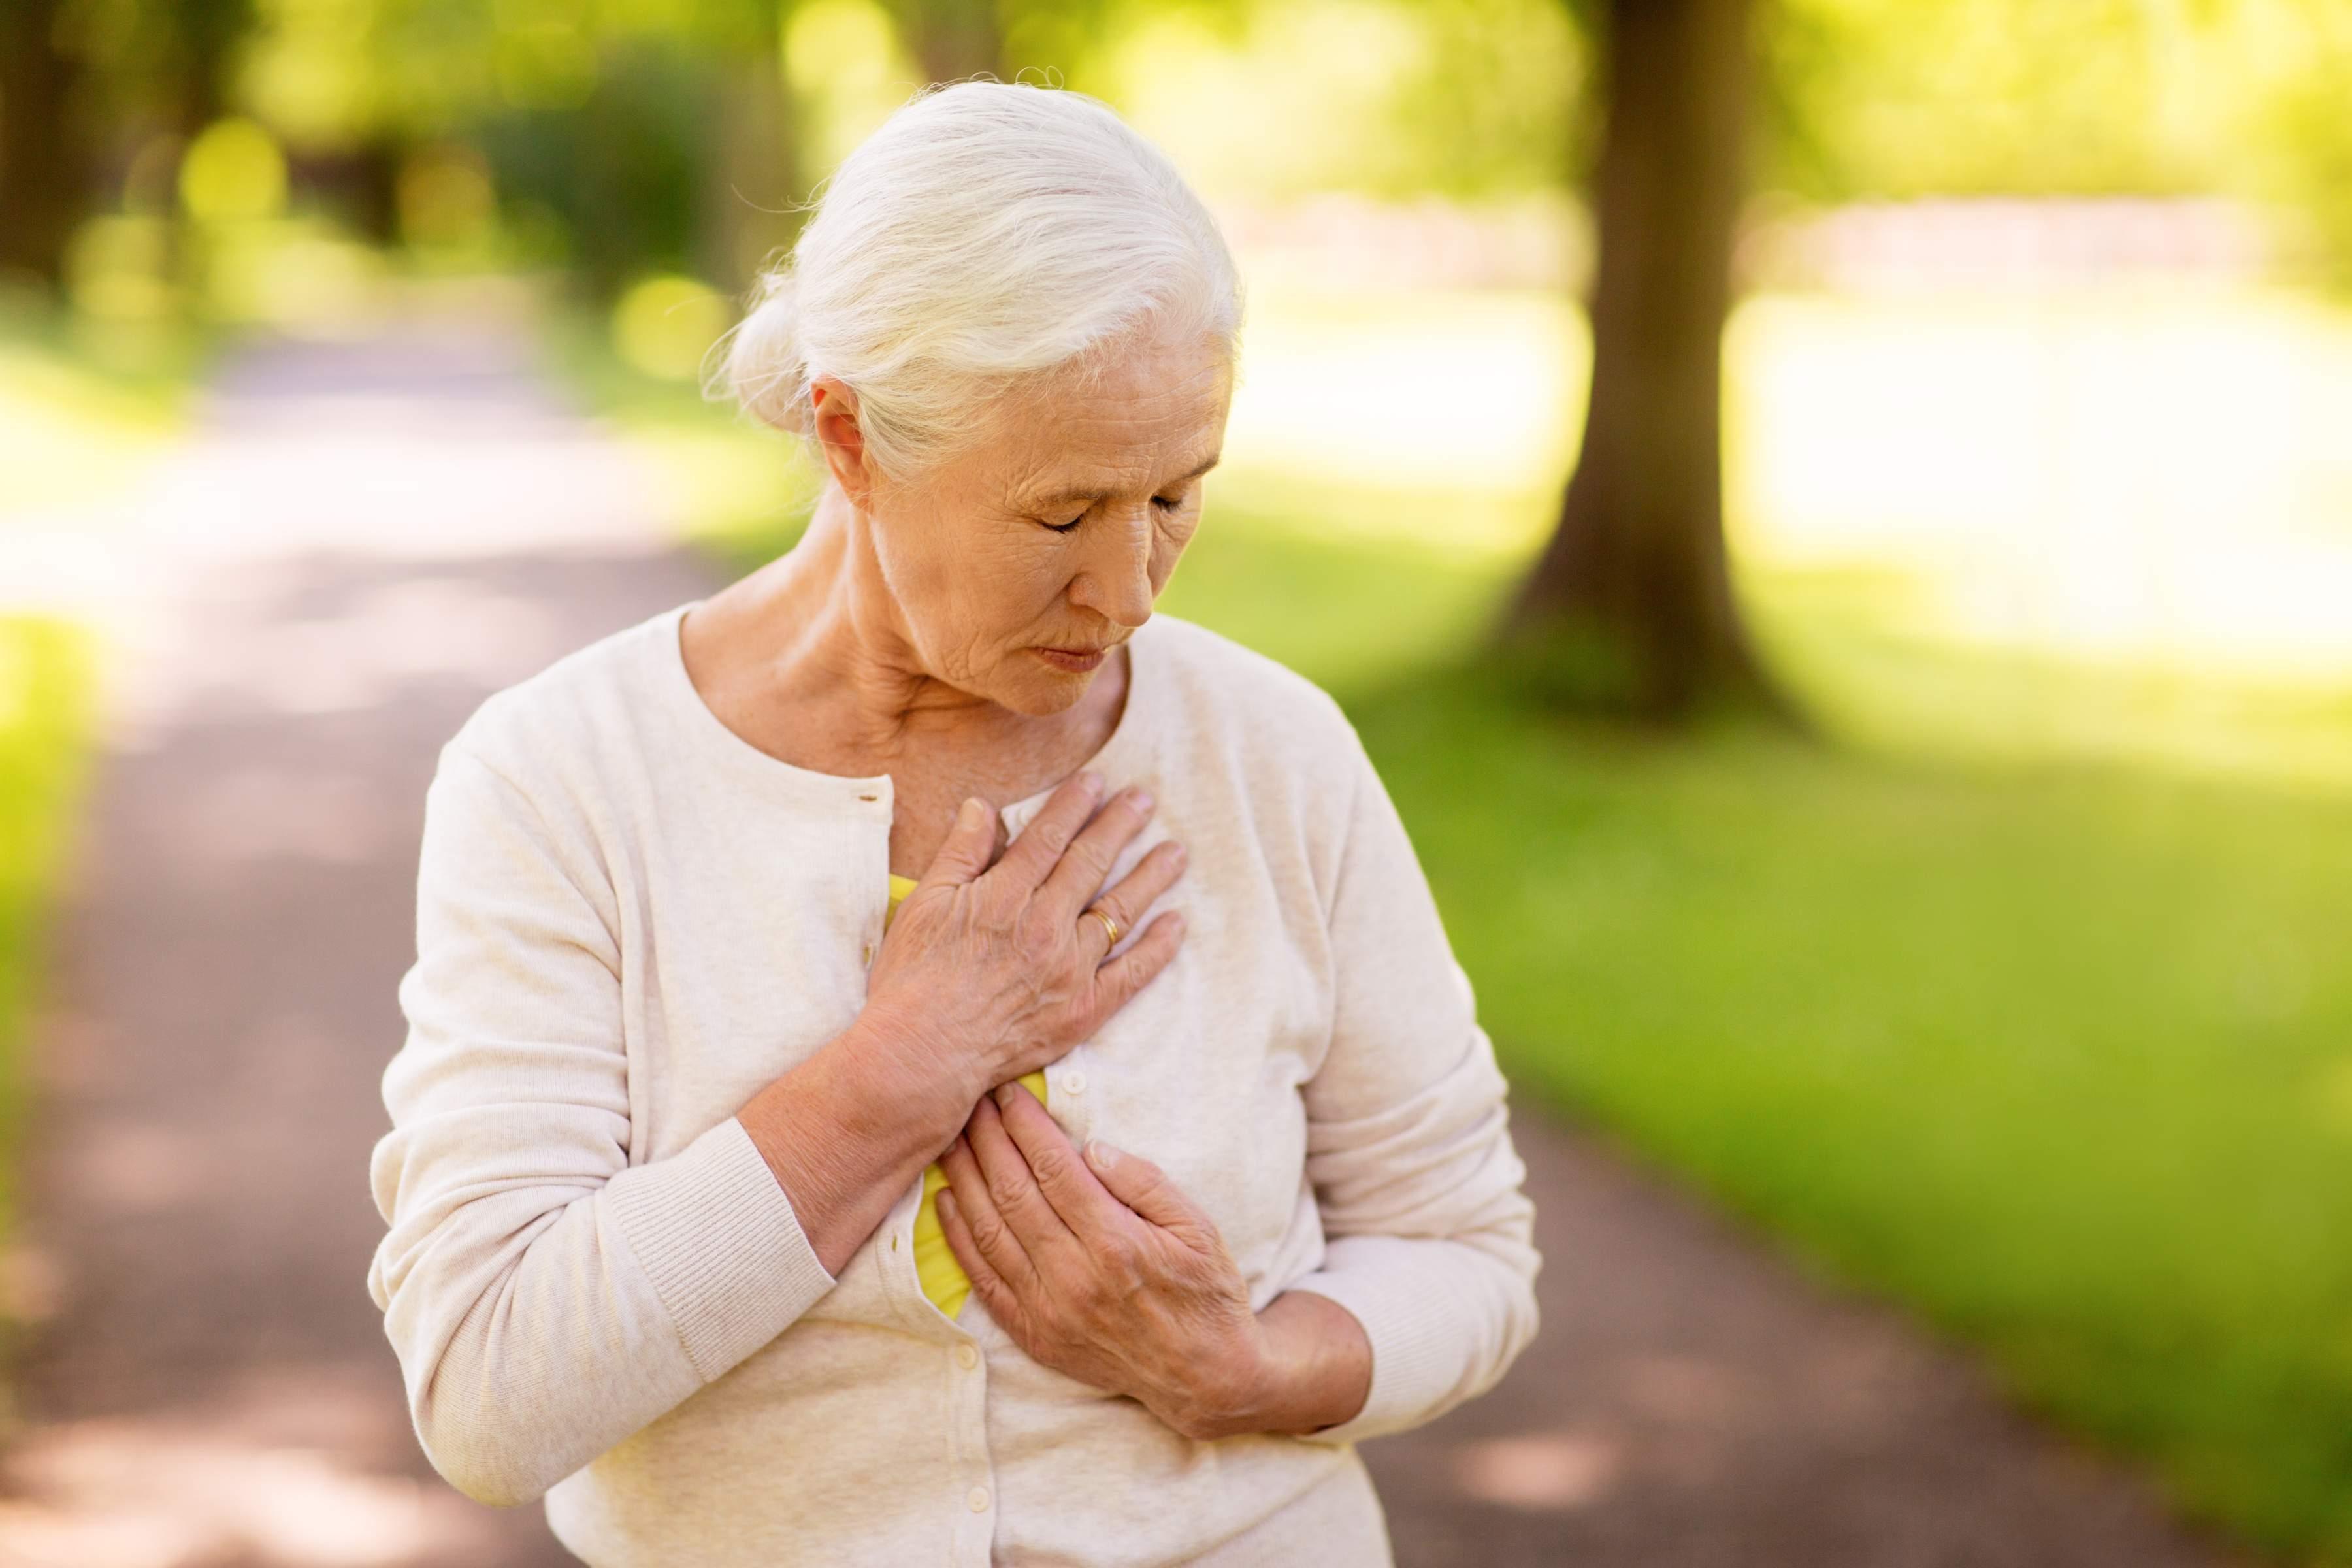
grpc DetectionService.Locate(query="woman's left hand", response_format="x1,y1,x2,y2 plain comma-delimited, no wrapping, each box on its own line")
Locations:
936,1082,1268,1441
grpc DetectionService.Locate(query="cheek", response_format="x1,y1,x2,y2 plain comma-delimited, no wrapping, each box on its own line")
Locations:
933,550,1070,671
1151,517,1198,587
885,523,1038,630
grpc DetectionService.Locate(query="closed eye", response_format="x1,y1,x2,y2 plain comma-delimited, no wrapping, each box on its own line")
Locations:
1045,495,1184,534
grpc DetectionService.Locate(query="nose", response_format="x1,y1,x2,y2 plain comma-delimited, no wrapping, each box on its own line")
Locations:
1069,504,1157,629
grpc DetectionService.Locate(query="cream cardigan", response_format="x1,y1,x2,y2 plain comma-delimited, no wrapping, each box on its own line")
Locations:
365,602,1541,1566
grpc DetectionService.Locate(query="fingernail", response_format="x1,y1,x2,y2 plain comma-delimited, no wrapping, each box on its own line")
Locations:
993,1082,1016,1109
958,797,981,829
1086,1140,1120,1171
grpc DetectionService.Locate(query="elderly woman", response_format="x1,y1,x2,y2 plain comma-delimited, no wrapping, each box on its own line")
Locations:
367,80,1539,1566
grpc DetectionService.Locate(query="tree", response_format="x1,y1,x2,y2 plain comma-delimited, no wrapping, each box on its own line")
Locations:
700,0,805,301
164,0,255,140
0,0,93,292
888,0,1005,88
1495,0,1793,722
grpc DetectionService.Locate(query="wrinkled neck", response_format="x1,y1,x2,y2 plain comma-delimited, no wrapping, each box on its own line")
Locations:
745,483,1081,768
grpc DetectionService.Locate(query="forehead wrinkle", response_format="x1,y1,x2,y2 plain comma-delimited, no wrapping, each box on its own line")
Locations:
1014,451,1223,512
997,343,1231,512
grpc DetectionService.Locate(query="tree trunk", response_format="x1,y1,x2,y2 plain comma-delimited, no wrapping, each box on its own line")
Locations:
704,47,801,301
1496,0,1789,723
0,0,91,293
160,0,255,299
171,0,252,137
898,0,1004,88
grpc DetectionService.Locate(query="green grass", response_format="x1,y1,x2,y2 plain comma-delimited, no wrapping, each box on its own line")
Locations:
1360,661,2352,1560
557,315,2352,1563
0,618,97,1351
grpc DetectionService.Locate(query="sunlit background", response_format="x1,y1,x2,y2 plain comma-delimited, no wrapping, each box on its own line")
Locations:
5,1,2352,1564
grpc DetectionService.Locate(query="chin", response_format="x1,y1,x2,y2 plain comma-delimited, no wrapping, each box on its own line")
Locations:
999,663,1093,715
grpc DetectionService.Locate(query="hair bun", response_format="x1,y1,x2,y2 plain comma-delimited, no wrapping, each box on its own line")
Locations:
717,268,812,438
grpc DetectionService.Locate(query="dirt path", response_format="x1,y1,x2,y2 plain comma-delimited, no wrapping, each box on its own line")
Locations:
0,324,2253,1567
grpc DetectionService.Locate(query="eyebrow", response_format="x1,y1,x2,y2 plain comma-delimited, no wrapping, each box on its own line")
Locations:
1022,453,1222,512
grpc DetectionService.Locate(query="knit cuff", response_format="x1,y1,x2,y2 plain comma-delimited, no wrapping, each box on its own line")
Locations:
606,1114,838,1382
1279,1235,1477,1446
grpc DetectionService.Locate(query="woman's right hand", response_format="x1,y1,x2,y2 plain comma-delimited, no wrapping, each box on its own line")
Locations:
862,770,1188,1135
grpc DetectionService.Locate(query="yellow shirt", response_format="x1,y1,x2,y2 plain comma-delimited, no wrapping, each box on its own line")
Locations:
887,872,1047,1319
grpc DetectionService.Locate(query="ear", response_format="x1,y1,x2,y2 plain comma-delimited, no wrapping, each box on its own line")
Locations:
811,376,876,510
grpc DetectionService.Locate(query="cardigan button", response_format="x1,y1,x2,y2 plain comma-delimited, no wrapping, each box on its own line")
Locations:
967,1486,990,1512
956,1343,979,1370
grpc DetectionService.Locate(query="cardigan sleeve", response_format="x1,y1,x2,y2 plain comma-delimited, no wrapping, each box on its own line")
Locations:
365,740,837,1508
1277,718,1543,1446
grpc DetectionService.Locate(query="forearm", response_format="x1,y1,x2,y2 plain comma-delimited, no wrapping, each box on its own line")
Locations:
738,1006,971,1278
374,1111,840,1507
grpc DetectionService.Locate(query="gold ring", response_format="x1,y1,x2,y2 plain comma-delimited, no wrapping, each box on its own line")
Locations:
1083,906,1120,948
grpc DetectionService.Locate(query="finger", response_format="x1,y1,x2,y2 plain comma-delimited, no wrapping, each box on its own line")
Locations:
919,794,1004,889
964,1092,1081,1260
1083,1139,1209,1241
985,770,1106,894
1079,837,1188,962
934,1187,1014,1316
989,1080,1139,1247
1036,783,1156,919
1093,907,1185,1006
938,1131,1040,1296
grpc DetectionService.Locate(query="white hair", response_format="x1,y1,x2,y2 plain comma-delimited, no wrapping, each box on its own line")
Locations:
708,79,1245,485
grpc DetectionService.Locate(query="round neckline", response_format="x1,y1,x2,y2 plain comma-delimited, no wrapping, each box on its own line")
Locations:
654,601,1156,818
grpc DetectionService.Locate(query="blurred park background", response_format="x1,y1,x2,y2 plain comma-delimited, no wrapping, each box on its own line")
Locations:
5,0,2352,1563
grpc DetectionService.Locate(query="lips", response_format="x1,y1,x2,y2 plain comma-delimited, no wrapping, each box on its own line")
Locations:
1034,642,1113,671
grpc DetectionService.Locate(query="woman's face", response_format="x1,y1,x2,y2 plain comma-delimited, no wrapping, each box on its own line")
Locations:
821,327,1233,718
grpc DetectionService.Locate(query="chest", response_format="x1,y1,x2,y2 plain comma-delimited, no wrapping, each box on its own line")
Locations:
883,780,994,883
717,681,1128,886
604,774,1339,1320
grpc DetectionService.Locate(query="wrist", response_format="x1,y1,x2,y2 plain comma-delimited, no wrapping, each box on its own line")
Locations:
841,1002,978,1155
1213,1318,1292,1441
1213,1291,1373,1440
737,1016,959,1279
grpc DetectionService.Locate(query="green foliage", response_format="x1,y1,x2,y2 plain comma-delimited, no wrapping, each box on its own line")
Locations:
1102,0,1582,201
0,618,97,1351
1761,0,2352,282
43,0,2352,304
1765,0,2206,199
473,37,715,301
